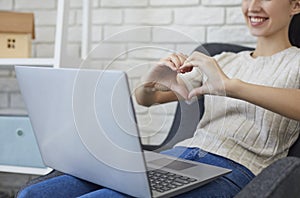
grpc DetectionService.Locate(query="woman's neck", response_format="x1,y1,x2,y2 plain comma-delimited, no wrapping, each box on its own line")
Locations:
252,33,292,58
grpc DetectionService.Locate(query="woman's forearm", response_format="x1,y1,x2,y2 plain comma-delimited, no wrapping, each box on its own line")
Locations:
226,79,300,121
135,85,178,107
135,85,158,107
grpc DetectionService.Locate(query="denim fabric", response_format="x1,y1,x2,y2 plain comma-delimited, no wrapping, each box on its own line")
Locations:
161,146,255,198
18,147,255,198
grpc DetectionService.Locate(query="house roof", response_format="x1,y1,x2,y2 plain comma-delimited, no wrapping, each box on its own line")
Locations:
0,11,35,39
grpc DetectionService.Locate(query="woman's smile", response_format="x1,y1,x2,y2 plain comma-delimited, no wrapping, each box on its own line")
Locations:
249,16,269,27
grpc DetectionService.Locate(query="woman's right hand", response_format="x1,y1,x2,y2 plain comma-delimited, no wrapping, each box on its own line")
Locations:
142,53,191,99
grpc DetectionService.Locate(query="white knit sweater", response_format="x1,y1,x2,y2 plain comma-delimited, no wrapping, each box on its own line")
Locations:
177,47,300,175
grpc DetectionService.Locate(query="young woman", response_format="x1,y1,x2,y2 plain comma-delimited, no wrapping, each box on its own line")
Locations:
18,0,300,197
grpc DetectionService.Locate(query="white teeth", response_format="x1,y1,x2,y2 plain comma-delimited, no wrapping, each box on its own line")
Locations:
250,17,266,23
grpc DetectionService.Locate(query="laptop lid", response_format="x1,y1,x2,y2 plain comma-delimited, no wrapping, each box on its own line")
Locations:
15,66,152,198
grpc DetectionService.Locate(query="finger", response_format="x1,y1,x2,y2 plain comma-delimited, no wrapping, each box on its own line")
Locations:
175,53,189,73
169,54,183,69
179,61,194,73
180,67,193,74
157,60,177,71
171,84,189,100
177,53,189,65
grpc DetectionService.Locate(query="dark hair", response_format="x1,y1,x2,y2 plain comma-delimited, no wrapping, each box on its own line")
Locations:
289,13,300,47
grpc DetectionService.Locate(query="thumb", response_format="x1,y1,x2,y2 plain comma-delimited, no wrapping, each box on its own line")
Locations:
172,84,189,100
188,87,205,99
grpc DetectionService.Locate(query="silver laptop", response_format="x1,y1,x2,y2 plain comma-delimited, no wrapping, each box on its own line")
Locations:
15,66,231,198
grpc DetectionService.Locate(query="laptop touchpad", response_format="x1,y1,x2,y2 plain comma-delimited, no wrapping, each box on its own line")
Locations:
149,158,196,171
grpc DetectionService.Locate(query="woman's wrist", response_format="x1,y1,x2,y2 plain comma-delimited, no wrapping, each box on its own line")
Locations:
142,82,156,93
225,78,243,98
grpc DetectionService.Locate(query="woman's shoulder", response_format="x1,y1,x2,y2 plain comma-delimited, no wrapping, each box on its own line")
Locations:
289,46,300,56
271,46,300,63
214,46,300,63
213,51,250,66
213,50,249,58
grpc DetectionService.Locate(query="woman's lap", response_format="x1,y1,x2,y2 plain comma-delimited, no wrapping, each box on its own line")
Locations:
161,147,255,198
18,174,101,198
161,147,255,190
18,147,255,198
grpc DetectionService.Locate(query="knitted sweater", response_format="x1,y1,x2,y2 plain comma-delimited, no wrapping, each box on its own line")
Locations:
177,47,300,175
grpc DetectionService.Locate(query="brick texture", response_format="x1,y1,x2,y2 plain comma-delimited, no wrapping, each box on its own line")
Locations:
15,0,55,9
101,0,148,7
0,0,13,10
174,7,225,25
150,0,199,6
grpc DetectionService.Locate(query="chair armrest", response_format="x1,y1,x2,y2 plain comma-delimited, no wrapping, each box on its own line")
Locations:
235,157,300,198
142,98,204,152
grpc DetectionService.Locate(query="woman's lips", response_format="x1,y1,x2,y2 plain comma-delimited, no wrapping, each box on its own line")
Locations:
249,16,269,26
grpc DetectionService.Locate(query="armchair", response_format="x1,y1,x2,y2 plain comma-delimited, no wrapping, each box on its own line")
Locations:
18,14,300,198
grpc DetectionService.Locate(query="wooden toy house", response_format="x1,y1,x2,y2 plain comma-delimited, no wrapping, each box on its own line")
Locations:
0,11,35,58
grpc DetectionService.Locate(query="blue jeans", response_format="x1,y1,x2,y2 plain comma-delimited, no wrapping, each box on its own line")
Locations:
18,147,255,198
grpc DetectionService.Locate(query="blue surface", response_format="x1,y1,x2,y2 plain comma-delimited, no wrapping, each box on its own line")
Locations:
0,116,46,168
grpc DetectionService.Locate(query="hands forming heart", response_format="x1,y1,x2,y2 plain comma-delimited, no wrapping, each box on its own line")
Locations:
143,52,229,100
180,51,229,99
143,53,190,100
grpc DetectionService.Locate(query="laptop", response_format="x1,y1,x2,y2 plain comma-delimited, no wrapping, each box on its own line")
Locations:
15,66,231,198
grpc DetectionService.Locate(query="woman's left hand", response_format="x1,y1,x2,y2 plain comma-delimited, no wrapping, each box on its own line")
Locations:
179,51,230,99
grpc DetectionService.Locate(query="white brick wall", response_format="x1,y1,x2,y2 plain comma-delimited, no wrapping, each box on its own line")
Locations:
174,7,225,25
202,0,241,6
15,0,55,9
93,9,123,24
0,93,8,108
0,0,255,145
101,0,148,7
125,9,173,25
104,26,151,42
0,0,12,9
150,0,199,6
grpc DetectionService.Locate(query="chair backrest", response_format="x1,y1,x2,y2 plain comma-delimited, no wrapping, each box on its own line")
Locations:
142,97,205,152
286,12,300,157
289,13,300,48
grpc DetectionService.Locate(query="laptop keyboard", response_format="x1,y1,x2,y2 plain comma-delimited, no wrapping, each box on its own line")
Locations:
147,169,198,193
